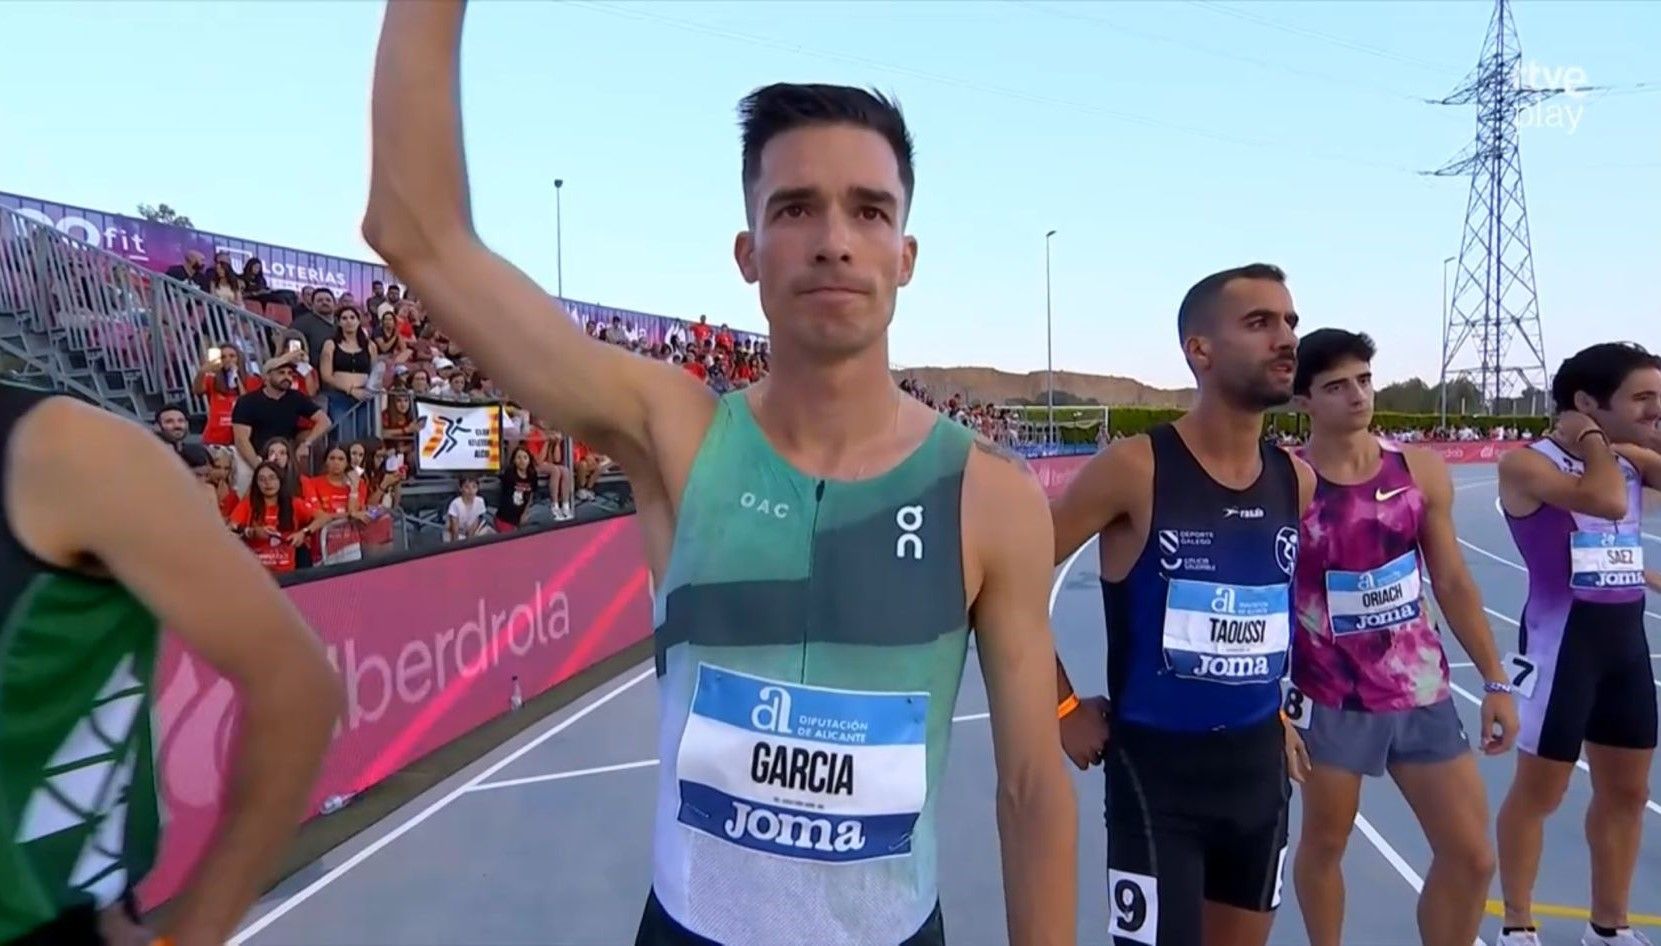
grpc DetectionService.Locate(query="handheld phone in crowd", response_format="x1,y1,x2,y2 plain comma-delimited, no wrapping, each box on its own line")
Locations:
289,339,303,353
207,347,222,362
386,453,404,472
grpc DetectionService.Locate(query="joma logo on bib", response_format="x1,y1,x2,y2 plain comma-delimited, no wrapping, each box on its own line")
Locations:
1192,654,1272,678
722,799,868,854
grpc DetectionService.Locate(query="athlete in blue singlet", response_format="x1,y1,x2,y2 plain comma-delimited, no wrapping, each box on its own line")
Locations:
1493,343,1661,946
1051,263,1316,946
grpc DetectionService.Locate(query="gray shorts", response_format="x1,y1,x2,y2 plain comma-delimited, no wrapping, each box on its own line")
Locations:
1296,696,1470,777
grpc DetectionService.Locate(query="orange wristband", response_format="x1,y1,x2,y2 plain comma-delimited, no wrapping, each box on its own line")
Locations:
1057,693,1080,719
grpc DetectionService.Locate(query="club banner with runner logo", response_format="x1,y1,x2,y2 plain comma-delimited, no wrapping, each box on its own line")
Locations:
415,398,504,472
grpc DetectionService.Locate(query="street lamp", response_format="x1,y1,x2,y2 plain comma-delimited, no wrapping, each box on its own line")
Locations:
1438,254,1455,428
554,179,565,300
1045,229,1056,445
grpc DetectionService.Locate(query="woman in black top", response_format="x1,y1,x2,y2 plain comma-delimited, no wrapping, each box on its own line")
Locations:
494,446,539,532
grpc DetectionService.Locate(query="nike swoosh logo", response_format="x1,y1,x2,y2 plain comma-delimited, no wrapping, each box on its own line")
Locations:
1375,487,1409,502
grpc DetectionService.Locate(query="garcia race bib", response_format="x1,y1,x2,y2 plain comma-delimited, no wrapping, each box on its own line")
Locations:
676,664,928,864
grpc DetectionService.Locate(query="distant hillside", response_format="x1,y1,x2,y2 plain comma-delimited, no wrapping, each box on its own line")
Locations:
893,365,1194,409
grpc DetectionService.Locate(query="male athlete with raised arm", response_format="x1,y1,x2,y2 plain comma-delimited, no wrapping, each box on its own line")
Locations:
1494,343,1661,946
1282,328,1516,946
1051,263,1315,946
0,382,340,946
361,4,1077,944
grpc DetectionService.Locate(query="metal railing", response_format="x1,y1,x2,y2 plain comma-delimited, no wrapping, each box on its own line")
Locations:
1,205,290,420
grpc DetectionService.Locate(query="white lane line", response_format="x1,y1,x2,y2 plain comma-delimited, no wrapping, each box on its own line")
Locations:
231,665,657,943
241,530,1104,938
1462,521,1661,622
468,711,1001,795
1052,535,1098,615
1445,674,1661,818
1455,478,1497,491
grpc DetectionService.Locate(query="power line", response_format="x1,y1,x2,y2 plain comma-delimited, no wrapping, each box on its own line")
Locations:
1183,0,1454,73
565,0,1426,176
1012,0,1432,105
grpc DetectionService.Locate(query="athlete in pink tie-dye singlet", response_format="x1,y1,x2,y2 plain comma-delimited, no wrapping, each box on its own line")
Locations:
1291,439,1450,712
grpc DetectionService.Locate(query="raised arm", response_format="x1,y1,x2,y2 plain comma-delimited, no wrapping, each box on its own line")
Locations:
360,0,712,481
966,443,1079,946
9,399,340,946
1498,413,1627,521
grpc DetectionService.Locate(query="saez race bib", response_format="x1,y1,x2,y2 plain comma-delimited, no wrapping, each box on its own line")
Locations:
1569,531,1644,590
1324,549,1425,635
1161,579,1290,685
676,664,928,864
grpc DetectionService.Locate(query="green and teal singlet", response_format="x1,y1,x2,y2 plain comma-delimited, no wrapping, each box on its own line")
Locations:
649,391,975,945
0,382,164,943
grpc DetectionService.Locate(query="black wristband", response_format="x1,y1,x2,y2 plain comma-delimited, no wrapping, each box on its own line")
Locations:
1577,428,1607,444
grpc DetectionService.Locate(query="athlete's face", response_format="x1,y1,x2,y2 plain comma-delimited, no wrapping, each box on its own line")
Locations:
1298,357,1374,434
735,124,917,362
1589,365,1661,444
1185,278,1299,410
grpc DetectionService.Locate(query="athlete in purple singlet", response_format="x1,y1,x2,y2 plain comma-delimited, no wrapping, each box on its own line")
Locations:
1283,329,1517,946
1494,342,1661,946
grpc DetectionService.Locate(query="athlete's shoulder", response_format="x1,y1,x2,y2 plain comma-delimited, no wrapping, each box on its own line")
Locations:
966,429,1034,476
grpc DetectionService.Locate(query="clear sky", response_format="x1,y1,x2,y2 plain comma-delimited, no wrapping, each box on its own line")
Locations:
2,0,1655,390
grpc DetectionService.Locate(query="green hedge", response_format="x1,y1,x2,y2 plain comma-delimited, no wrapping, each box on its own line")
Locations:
1011,406,1549,439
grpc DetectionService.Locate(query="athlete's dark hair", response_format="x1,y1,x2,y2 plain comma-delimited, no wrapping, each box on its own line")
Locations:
1177,263,1287,342
738,83,915,223
1294,328,1376,396
1550,342,1661,413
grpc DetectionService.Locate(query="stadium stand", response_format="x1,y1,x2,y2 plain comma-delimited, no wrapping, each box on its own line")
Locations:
0,197,1022,579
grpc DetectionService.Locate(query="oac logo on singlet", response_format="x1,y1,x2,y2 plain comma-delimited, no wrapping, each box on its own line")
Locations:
1274,527,1299,577
675,665,929,863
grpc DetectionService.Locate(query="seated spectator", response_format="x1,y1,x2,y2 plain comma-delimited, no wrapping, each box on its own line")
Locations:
523,419,574,520
177,442,216,508
230,461,318,575
207,446,240,521
208,253,242,306
261,436,306,500
165,250,212,293
445,475,491,543
153,403,190,453
372,310,412,365
367,444,407,511
194,342,259,449
273,330,322,398
495,446,540,533
231,355,331,480
381,391,419,451
573,441,606,502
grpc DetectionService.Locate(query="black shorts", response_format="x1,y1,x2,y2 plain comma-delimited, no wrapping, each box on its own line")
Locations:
634,888,946,946
1517,599,1659,763
1103,714,1291,946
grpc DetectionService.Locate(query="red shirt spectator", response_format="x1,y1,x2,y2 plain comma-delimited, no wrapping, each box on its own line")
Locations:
231,461,318,574
194,346,260,447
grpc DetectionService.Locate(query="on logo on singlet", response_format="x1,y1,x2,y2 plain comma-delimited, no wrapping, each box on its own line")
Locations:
1324,549,1425,635
675,665,928,863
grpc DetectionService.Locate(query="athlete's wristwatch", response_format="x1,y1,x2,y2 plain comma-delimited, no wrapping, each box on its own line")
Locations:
1482,680,1513,695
